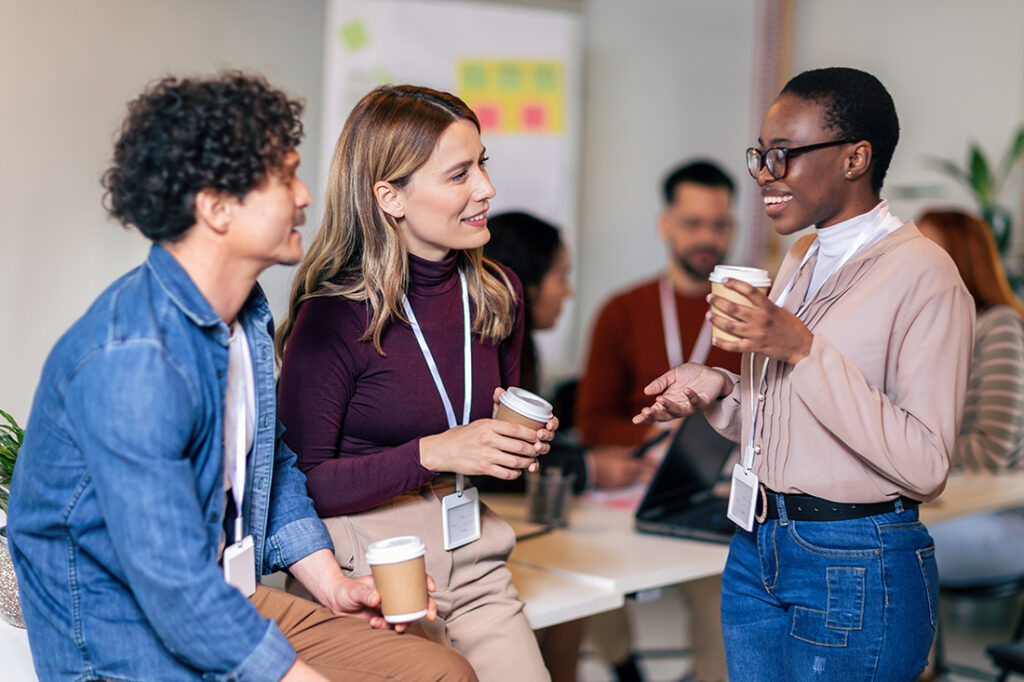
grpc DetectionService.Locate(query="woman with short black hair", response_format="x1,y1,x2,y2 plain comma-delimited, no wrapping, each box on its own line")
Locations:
637,67,975,681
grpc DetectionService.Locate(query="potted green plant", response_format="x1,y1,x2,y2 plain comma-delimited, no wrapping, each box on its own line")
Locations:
0,408,25,628
926,126,1024,257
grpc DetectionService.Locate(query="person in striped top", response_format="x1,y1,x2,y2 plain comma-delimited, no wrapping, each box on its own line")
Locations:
918,209,1024,473
917,209,1024,588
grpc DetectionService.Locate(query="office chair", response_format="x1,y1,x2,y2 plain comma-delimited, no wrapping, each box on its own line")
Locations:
936,573,1024,680
988,596,1024,681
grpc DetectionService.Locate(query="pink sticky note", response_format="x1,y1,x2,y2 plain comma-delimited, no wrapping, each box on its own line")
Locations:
521,103,547,130
475,103,501,131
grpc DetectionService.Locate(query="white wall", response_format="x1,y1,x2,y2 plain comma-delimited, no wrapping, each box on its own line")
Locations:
562,0,756,384
0,0,326,423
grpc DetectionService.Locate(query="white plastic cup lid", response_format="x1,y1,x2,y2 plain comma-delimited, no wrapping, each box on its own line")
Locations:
499,387,554,423
708,265,772,287
365,535,426,565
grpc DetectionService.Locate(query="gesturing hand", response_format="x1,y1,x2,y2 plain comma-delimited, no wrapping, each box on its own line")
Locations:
632,362,732,424
707,279,813,364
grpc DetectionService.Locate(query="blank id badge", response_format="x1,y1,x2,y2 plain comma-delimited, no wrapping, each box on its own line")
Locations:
727,464,759,532
222,535,256,597
441,486,481,550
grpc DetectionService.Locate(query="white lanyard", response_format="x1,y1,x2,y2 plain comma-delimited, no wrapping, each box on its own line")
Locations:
228,407,246,544
741,228,875,471
225,325,251,544
659,276,712,368
402,268,472,494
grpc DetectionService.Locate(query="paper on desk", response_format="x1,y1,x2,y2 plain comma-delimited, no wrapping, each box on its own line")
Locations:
582,483,646,510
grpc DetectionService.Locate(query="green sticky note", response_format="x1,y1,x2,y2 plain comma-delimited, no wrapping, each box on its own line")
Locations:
461,62,487,91
534,64,558,92
498,63,522,91
338,20,369,52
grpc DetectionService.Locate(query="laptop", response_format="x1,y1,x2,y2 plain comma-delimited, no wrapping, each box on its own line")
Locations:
634,413,738,544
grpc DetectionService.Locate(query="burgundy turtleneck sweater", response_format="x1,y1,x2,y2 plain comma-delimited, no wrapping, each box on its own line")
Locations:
278,252,524,516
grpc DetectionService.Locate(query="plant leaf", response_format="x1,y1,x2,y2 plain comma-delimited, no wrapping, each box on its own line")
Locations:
997,125,1024,191
923,155,974,187
0,410,21,513
0,410,23,440
970,144,994,205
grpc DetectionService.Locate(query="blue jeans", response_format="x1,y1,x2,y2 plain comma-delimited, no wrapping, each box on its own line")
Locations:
720,497,938,681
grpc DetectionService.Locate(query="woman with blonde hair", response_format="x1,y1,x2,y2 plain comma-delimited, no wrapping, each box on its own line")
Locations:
277,85,554,680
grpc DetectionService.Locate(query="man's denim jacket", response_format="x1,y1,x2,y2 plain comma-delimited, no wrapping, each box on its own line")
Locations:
8,245,333,681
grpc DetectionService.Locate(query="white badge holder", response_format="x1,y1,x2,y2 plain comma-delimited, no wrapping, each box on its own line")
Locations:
727,462,759,532
442,484,482,550
223,535,256,597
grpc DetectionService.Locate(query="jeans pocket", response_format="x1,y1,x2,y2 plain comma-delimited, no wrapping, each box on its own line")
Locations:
788,520,882,558
791,607,850,647
826,566,865,630
916,545,939,628
789,567,865,647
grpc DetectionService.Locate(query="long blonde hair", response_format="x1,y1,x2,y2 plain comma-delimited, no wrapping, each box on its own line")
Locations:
276,85,517,358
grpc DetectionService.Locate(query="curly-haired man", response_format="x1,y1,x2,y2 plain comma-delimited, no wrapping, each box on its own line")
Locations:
7,72,476,682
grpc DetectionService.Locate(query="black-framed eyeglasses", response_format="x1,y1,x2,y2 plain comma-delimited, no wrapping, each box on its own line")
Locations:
746,139,857,180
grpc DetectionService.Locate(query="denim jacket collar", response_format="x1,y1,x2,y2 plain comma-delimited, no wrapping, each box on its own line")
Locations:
145,244,273,343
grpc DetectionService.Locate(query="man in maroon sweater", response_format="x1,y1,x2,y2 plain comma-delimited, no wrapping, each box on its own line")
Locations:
575,160,740,682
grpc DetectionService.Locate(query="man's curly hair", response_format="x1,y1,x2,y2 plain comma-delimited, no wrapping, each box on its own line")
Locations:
102,72,305,242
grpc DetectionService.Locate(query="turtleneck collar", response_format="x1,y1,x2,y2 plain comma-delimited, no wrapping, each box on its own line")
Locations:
408,250,460,296
804,200,903,300
815,200,900,258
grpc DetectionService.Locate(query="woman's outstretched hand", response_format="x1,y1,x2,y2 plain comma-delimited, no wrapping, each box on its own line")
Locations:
633,363,732,424
707,279,813,364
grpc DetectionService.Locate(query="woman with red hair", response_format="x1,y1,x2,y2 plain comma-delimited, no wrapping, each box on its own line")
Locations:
917,209,1024,586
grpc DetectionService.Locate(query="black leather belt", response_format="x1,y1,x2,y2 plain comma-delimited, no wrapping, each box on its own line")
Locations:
759,488,920,522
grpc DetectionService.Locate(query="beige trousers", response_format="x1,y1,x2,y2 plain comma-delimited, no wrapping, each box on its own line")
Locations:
586,575,727,682
322,481,549,682
251,584,476,681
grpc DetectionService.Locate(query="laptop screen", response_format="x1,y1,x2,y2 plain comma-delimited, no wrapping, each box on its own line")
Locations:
636,414,735,519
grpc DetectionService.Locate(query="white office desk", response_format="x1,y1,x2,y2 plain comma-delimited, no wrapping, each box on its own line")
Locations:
920,470,1024,524
485,494,730,596
508,562,622,629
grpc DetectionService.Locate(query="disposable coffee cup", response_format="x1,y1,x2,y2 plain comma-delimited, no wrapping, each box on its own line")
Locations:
495,387,554,431
708,265,772,343
365,536,428,624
